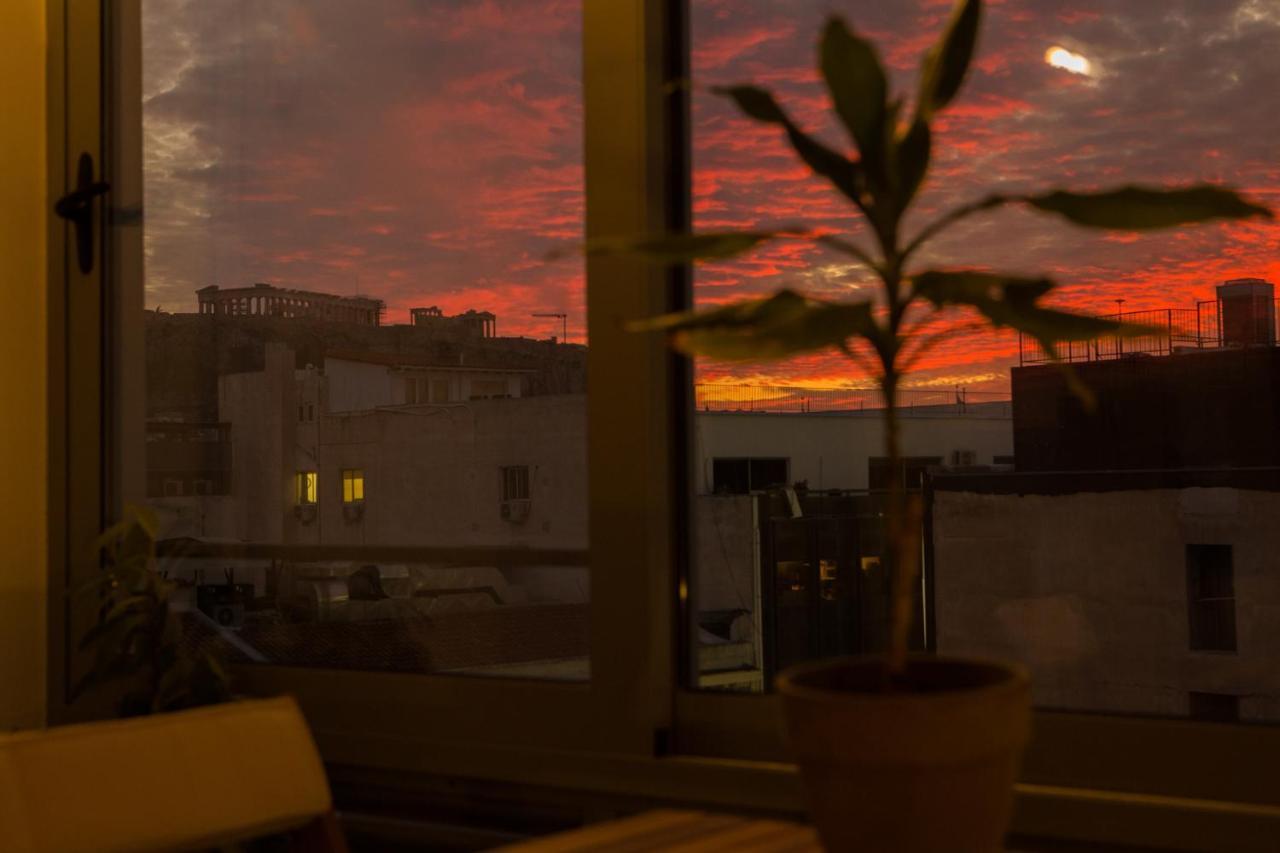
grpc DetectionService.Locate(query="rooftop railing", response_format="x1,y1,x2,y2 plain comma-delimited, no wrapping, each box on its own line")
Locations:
694,384,1010,414
1019,299,1280,365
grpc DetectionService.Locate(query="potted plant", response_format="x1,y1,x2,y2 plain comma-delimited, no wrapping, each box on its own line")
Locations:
581,1,1271,848
74,505,232,716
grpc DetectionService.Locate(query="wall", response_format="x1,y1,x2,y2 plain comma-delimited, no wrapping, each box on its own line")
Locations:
0,0,47,728
1012,348,1280,472
315,395,589,550
694,405,1013,493
932,487,1280,721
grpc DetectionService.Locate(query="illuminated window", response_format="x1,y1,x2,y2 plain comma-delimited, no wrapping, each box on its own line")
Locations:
294,471,317,505
342,468,365,504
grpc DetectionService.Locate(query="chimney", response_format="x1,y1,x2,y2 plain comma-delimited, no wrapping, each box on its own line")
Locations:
1217,278,1275,347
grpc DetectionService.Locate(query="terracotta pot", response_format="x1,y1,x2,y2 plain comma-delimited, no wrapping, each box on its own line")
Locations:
776,655,1031,853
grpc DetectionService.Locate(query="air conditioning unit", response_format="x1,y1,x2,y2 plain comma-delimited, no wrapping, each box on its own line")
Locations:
342,501,365,523
294,503,317,525
500,499,532,523
951,449,977,466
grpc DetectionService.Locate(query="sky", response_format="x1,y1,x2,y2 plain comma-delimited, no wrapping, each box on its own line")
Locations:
143,0,1280,391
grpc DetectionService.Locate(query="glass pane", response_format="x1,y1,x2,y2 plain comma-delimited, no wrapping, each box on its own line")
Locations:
688,1,1280,723
134,0,588,679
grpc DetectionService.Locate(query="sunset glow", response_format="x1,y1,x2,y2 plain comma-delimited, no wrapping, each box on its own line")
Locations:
141,1,1280,394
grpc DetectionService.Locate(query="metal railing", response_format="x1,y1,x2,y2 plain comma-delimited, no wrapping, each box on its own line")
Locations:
1019,299,1280,365
694,384,1009,414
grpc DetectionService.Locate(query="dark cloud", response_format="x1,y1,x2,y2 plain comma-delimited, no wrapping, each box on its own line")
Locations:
143,0,583,335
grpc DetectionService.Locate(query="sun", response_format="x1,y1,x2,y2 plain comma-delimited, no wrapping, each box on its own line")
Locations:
1045,45,1092,76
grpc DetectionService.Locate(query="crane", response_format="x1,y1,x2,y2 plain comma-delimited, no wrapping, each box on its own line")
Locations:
531,312,568,343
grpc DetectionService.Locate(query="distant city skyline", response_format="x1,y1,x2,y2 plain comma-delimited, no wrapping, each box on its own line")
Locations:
143,1,1279,390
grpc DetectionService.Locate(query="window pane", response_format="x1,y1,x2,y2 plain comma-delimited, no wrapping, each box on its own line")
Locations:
688,1,1280,723
136,0,589,680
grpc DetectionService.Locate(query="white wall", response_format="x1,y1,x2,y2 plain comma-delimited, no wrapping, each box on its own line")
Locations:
0,0,47,729
325,357,395,412
694,406,1013,493
933,487,1280,721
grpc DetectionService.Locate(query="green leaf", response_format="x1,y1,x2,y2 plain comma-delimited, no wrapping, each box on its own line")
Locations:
628,289,879,361
912,269,1162,342
820,17,888,174
917,0,982,121
893,117,932,207
1021,185,1273,230
562,230,794,265
715,86,865,204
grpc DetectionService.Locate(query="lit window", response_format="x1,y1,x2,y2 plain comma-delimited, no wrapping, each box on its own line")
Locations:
342,468,364,504
295,471,317,505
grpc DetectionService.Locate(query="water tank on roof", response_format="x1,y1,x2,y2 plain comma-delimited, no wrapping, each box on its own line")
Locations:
1217,278,1275,347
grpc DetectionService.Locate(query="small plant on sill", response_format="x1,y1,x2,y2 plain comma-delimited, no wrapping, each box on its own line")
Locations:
74,505,232,716
581,0,1271,678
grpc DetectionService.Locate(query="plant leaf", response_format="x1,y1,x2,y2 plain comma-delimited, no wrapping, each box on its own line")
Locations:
1021,185,1273,230
894,116,932,208
564,230,795,265
912,269,1163,341
917,0,982,121
629,289,879,361
820,17,888,176
715,86,865,205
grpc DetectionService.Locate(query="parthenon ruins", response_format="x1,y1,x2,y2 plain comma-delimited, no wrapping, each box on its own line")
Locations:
196,283,385,325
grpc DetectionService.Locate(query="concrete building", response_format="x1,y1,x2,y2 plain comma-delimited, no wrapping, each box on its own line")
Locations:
696,401,1012,493
930,470,1280,723
196,283,385,325
931,282,1280,722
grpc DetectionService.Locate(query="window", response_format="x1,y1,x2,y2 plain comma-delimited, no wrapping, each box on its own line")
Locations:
711,457,788,494
1189,691,1240,723
1187,544,1237,652
470,379,510,400
430,379,451,403
162,479,183,497
341,469,364,505
867,456,943,492
501,465,530,502
404,377,417,404
295,472,317,506
50,0,1280,845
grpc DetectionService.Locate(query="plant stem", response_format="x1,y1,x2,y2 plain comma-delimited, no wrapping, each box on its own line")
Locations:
879,258,920,678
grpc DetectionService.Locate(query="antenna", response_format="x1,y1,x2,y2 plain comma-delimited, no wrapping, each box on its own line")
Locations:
531,312,568,343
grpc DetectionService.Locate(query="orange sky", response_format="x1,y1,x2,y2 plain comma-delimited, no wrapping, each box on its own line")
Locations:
142,1,1279,392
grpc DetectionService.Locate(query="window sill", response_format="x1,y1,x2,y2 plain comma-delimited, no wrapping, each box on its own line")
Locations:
315,727,1280,851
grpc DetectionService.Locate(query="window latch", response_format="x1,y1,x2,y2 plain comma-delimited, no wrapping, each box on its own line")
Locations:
54,152,111,274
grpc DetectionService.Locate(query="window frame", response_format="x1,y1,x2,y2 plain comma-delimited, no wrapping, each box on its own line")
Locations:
340,468,365,505
47,0,1280,846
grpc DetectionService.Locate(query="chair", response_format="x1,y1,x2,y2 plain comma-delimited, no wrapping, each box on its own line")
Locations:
0,697,347,852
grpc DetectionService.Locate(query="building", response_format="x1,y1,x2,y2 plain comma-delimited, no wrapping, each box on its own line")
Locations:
930,469,1280,722
931,279,1280,723
1013,280,1280,471
196,283,385,325
409,305,497,338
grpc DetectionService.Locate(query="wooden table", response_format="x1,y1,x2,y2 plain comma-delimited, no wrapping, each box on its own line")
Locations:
496,809,820,852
